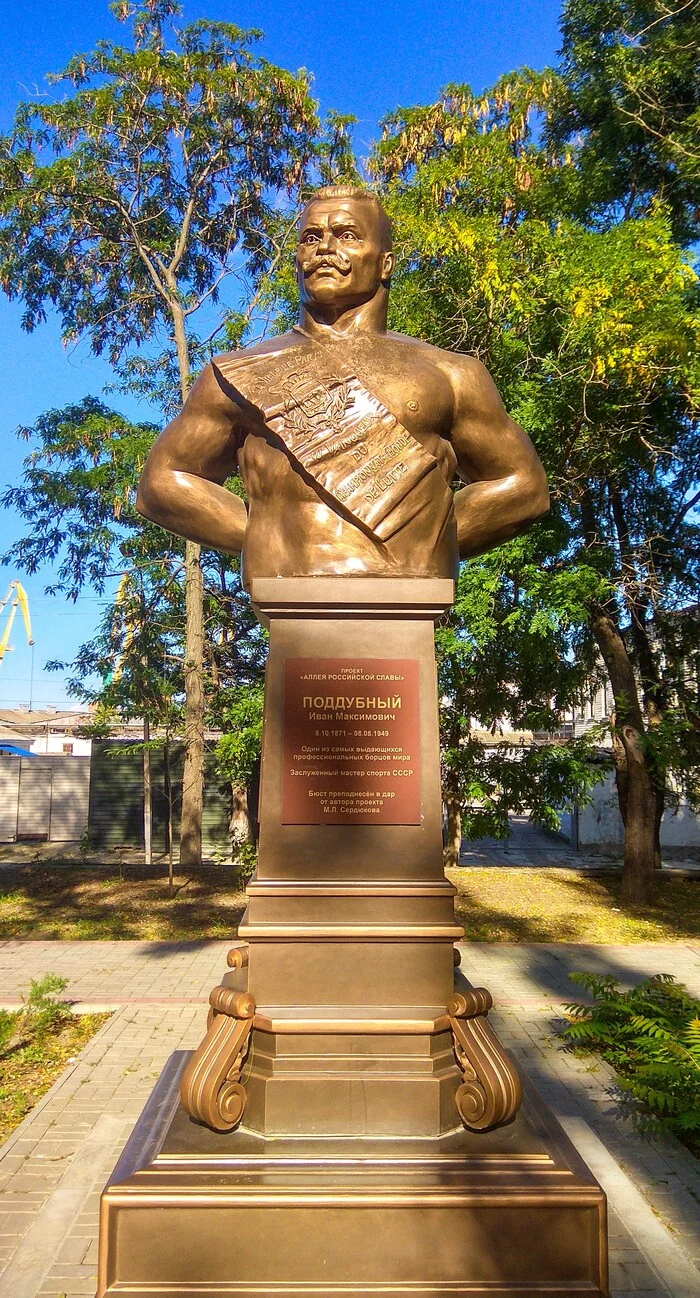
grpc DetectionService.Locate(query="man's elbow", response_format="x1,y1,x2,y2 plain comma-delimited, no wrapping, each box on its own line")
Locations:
521,466,550,525
136,462,168,526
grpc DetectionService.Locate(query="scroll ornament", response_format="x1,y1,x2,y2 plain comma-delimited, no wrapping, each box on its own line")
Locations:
180,951,255,1133
448,989,523,1131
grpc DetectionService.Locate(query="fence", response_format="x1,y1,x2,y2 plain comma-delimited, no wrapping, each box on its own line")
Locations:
87,740,231,852
0,755,90,842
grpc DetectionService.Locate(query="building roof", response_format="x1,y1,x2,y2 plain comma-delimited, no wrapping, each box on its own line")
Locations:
0,708,222,741
0,708,91,729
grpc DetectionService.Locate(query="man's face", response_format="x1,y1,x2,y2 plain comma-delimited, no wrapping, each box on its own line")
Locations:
296,199,394,311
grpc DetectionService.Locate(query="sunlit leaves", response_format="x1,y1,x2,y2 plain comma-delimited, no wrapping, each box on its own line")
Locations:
0,2,322,364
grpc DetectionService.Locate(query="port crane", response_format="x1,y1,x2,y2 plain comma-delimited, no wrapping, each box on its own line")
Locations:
0,582,34,664
0,582,35,708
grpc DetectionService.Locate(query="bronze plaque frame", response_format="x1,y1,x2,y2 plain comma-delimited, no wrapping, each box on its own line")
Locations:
281,656,420,825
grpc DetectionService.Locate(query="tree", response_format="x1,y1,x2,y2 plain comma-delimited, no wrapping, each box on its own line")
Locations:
214,680,265,876
436,532,608,866
2,396,266,858
371,78,699,901
551,0,700,244
0,0,321,865
70,566,184,875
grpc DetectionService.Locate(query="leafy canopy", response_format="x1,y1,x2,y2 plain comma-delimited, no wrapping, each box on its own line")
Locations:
0,0,321,363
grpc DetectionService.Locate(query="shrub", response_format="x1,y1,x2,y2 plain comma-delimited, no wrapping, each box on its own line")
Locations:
562,972,700,1144
22,973,71,1036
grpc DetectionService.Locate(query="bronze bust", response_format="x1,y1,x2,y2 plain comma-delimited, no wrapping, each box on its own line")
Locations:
137,185,549,581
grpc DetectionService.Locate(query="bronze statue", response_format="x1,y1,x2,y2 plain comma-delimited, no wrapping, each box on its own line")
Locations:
137,185,549,580
100,193,609,1298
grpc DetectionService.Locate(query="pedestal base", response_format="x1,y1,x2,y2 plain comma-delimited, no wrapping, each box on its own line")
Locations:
98,1053,608,1297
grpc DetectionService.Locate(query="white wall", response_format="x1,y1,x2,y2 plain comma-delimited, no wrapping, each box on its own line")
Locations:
577,772,700,850
29,734,92,757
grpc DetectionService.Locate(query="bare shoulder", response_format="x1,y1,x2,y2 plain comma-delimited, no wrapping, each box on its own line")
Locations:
386,332,504,418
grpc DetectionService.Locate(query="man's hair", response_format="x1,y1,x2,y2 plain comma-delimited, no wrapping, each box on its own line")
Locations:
300,185,393,253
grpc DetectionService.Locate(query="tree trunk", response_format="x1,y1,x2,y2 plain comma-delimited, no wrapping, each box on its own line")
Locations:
654,787,664,872
230,783,252,853
611,725,628,827
443,764,462,868
171,302,205,869
143,716,152,868
619,724,658,904
588,603,656,904
609,485,667,875
164,736,174,896
180,538,204,867
581,493,656,903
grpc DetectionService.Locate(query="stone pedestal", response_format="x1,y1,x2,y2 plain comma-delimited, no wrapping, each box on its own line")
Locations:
97,578,608,1297
98,1054,608,1297
241,578,463,1138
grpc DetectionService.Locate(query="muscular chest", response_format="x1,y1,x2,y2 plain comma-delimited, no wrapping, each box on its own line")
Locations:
341,336,454,446
236,335,456,493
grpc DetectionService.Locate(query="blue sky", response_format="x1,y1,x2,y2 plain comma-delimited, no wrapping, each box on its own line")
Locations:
0,0,563,709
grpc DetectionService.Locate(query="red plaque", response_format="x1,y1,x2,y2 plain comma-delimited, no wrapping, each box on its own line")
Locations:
282,658,420,825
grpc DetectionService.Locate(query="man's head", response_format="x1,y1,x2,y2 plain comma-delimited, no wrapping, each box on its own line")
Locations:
296,186,394,316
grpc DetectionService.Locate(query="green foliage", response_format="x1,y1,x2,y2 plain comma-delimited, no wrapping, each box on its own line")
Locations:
552,0,700,244
215,684,264,790
230,838,257,887
0,1010,15,1054
2,398,159,599
370,74,700,883
563,972,700,1138
0,1,322,783
452,735,608,841
436,532,609,841
0,2,321,362
0,973,73,1051
23,973,71,1035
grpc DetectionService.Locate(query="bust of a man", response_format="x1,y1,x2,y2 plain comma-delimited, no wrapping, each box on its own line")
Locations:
137,185,549,582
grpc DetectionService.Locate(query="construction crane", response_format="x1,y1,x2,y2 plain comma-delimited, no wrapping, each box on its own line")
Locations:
0,582,35,708
0,581,34,664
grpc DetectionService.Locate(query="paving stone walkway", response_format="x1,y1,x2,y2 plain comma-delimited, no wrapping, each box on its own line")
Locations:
0,938,698,1298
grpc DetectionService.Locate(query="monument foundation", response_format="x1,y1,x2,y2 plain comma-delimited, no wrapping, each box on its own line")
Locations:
97,579,608,1297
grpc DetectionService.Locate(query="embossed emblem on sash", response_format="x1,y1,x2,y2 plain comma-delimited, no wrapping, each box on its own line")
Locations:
213,342,451,543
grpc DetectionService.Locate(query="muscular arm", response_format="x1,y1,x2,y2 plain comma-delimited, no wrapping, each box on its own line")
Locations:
136,363,248,553
445,354,549,558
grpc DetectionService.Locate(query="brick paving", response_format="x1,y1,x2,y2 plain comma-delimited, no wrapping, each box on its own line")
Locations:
0,939,698,1298
460,815,700,871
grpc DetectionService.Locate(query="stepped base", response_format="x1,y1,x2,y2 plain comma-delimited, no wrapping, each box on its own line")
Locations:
97,1052,608,1297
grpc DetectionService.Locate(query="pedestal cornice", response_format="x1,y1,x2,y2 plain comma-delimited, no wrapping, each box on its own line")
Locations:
250,576,455,624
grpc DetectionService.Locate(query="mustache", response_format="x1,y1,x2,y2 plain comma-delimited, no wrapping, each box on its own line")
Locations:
305,253,351,275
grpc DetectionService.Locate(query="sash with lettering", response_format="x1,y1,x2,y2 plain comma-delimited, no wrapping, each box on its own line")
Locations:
213,338,450,543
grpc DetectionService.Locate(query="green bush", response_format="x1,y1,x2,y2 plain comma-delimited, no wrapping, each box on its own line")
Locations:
562,972,700,1143
22,973,71,1036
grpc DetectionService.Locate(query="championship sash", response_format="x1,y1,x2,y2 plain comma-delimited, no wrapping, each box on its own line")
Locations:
213,337,450,544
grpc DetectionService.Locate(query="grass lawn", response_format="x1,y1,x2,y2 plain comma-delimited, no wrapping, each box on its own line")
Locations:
0,1004,109,1143
449,866,700,942
0,860,698,942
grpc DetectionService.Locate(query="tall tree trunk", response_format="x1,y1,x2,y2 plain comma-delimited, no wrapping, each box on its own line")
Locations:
582,493,657,903
180,538,204,867
443,767,462,868
143,715,152,867
588,603,657,904
230,783,252,854
609,485,667,872
172,303,205,868
164,735,174,896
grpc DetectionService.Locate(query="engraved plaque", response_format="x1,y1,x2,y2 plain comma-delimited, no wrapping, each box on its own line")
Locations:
282,658,420,825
